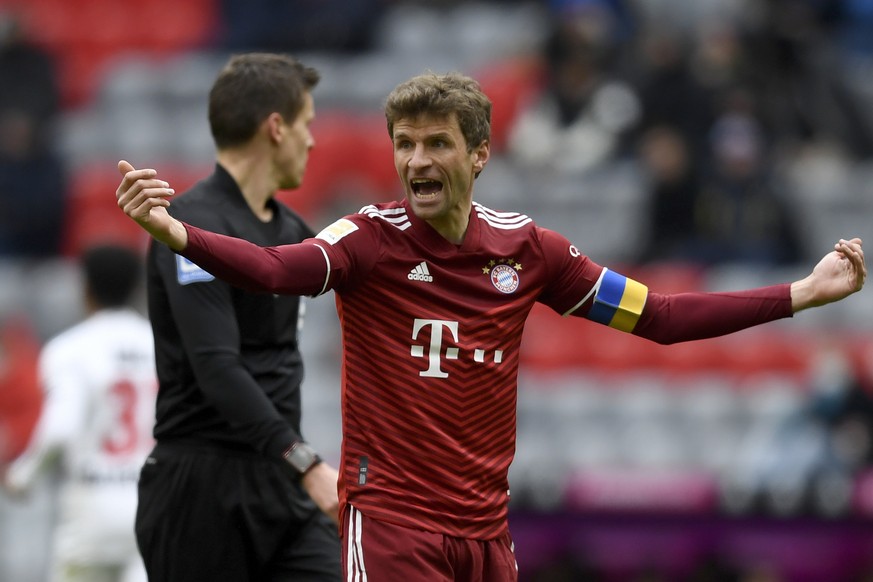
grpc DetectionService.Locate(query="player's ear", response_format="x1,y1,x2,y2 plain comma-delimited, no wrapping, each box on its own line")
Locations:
473,139,490,178
264,112,285,144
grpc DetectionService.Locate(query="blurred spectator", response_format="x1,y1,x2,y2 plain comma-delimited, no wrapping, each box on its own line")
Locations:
633,30,714,159
636,94,803,267
0,10,67,258
830,0,873,62
682,91,804,266
730,340,873,518
218,0,388,53
823,0,873,158
688,22,752,109
636,124,702,264
507,1,641,174
546,0,636,49
742,0,873,159
807,343,873,473
4,244,154,582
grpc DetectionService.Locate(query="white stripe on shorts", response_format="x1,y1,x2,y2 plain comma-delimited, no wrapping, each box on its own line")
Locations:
346,505,368,582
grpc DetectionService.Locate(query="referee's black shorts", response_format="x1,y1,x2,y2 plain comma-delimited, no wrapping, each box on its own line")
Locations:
135,441,342,582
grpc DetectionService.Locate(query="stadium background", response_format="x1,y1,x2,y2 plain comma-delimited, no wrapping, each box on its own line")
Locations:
0,0,872,580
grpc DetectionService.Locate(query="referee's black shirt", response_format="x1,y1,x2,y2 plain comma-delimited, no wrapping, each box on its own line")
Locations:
147,164,316,461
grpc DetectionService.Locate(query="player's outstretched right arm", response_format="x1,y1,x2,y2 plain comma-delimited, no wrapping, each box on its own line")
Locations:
116,160,188,251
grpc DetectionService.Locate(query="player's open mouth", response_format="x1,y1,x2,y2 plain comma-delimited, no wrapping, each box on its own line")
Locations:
411,178,443,199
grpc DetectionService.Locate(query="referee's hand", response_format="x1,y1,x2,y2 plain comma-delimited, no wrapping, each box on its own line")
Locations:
302,462,340,525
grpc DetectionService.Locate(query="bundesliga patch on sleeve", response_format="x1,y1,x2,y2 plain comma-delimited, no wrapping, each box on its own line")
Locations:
316,218,358,245
176,255,215,285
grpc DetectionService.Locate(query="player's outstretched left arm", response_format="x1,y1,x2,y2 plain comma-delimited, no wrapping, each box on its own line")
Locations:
791,238,866,312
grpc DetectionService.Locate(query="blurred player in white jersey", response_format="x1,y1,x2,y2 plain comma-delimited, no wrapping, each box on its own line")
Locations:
3,244,156,582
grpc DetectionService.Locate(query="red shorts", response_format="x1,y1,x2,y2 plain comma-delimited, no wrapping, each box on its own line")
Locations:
342,505,518,582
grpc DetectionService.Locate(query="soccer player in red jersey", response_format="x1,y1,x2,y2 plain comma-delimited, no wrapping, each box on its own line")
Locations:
116,73,866,581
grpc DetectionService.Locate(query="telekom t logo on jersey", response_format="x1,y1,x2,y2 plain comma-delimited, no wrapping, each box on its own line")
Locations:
410,318,503,377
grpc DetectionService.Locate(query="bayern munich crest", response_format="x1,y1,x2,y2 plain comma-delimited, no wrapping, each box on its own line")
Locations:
483,259,521,294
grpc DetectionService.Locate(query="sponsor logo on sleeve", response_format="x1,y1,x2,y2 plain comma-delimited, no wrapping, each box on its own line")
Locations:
316,218,359,245
176,255,215,285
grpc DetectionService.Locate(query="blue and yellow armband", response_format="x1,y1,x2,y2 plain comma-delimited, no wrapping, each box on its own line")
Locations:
585,268,648,333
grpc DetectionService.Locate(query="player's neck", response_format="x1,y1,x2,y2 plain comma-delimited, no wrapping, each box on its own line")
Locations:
427,212,469,245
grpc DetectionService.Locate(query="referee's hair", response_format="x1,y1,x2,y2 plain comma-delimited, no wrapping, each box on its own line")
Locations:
81,244,143,308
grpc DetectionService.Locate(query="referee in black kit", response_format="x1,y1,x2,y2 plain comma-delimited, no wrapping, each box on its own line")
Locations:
129,53,342,581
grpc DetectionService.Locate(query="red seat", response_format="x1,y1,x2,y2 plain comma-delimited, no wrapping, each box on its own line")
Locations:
62,163,207,257
0,314,42,463
3,0,219,108
132,0,218,51
474,56,544,153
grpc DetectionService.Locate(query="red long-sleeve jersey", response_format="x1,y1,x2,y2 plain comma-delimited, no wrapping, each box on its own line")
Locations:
182,199,793,539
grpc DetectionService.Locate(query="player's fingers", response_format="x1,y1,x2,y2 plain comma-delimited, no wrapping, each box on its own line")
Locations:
117,182,174,211
117,159,135,175
116,161,161,197
837,239,867,291
836,238,862,259
118,185,173,219
847,240,864,264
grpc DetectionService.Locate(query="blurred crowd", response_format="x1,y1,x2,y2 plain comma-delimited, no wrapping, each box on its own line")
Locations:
2,0,872,263
507,0,873,267
1,0,872,580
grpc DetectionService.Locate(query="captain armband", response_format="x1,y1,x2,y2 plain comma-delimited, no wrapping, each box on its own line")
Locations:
585,268,648,333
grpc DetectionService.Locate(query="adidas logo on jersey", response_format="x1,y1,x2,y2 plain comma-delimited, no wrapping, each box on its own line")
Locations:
408,261,433,283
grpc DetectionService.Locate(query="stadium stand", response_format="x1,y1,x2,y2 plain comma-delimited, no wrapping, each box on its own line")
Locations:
2,1,873,580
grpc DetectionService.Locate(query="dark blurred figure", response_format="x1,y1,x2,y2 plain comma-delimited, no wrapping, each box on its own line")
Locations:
218,0,388,53
633,30,714,162
742,0,873,158
636,124,701,264
746,340,873,517
0,10,67,258
507,0,641,174
685,90,803,266
637,88,804,267
807,343,873,475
